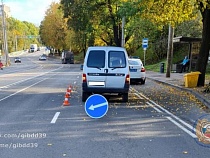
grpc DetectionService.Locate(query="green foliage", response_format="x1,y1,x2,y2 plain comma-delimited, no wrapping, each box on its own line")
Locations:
141,0,198,27
52,0,204,69
175,16,202,37
59,0,202,56
1,17,40,53
40,2,68,50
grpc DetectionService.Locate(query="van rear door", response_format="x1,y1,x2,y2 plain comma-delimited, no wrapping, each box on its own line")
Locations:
85,50,106,88
106,50,128,88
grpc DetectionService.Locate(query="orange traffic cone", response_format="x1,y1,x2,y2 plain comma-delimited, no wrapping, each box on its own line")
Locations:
68,86,72,93
63,96,70,106
65,91,70,98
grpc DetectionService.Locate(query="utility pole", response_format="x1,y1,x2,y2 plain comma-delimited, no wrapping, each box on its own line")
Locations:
166,25,174,78
121,16,125,47
1,0,9,66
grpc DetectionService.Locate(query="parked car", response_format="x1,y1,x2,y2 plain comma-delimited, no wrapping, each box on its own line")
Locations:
14,57,21,63
82,46,130,102
0,60,3,70
128,58,146,84
61,50,74,64
80,64,83,70
39,54,47,60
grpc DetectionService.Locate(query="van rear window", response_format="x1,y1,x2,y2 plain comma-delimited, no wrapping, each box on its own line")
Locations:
109,51,126,68
87,50,105,68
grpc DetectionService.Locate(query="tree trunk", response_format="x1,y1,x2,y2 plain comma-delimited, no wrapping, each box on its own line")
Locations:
113,25,121,46
196,8,210,86
107,0,121,46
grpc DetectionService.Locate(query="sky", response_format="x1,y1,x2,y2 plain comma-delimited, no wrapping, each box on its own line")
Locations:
4,0,60,26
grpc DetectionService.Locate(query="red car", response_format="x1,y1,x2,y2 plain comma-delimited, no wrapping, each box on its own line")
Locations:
0,61,3,70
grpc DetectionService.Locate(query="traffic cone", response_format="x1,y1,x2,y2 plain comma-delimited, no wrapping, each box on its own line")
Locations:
63,96,70,106
65,91,70,98
68,85,72,93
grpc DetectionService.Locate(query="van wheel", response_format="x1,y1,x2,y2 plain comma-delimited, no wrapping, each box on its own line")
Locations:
82,92,89,102
141,79,146,84
122,93,128,102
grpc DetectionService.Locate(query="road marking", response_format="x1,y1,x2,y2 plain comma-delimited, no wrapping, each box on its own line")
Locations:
146,102,163,113
134,93,143,99
166,117,197,138
131,87,197,137
0,78,49,102
148,100,196,132
0,67,63,89
134,93,162,113
51,112,60,124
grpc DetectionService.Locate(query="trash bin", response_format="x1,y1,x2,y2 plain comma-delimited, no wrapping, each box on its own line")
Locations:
160,63,164,73
184,71,201,88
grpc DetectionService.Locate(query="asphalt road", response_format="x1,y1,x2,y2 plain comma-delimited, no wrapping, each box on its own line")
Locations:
0,51,209,158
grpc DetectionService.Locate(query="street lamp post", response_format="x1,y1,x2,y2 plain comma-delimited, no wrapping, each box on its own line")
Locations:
1,0,9,66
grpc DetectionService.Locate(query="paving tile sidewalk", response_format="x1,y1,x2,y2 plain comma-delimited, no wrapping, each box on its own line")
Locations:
146,71,210,108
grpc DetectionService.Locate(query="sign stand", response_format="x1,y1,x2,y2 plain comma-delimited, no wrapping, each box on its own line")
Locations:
143,48,146,66
142,38,148,66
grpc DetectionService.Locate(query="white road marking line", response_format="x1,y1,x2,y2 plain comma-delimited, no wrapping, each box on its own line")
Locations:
134,93,143,99
149,100,196,133
131,87,196,134
51,112,60,123
146,102,163,113
0,78,49,102
0,67,63,89
166,117,197,138
134,93,162,112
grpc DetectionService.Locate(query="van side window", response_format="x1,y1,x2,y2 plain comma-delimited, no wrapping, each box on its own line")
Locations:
109,51,126,68
87,50,105,68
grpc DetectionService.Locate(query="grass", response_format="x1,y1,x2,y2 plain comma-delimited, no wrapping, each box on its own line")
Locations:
145,60,167,72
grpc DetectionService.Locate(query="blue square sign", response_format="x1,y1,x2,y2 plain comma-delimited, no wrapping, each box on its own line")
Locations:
142,38,148,49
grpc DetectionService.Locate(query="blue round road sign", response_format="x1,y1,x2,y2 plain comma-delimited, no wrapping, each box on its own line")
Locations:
85,94,108,119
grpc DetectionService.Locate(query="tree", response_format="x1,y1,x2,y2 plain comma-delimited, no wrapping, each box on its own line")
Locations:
6,17,39,52
141,0,210,85
60,0,141,47
40,2,68,51
140,0,196,77
196,2,210,86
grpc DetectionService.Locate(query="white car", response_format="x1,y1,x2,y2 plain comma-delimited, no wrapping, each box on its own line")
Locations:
14,57,21,63
39,54,47,60
128,58,146,84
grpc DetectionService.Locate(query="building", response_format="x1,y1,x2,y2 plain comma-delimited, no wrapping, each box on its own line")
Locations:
0,5,11,18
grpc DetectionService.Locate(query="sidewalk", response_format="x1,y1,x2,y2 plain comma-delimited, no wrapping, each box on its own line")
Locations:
146,71,210,108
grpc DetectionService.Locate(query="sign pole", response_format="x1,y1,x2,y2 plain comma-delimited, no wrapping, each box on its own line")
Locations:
144,48,146,66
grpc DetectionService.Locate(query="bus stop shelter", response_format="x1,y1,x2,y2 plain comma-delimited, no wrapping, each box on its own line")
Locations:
172,36,202,72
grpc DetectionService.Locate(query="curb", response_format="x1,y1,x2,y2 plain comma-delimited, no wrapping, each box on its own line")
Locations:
147,77,210,109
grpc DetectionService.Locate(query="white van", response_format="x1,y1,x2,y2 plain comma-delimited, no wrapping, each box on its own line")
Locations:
82,46,130,102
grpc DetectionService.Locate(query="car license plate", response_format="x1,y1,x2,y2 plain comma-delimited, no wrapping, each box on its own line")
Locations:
88,81,105,86
130,69,137,72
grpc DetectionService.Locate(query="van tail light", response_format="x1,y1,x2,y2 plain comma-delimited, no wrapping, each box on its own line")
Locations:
141,68,146,72
125,74,130,84
82,74,87,83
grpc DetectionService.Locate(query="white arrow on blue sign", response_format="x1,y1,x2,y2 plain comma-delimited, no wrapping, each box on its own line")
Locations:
85,94,108,119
